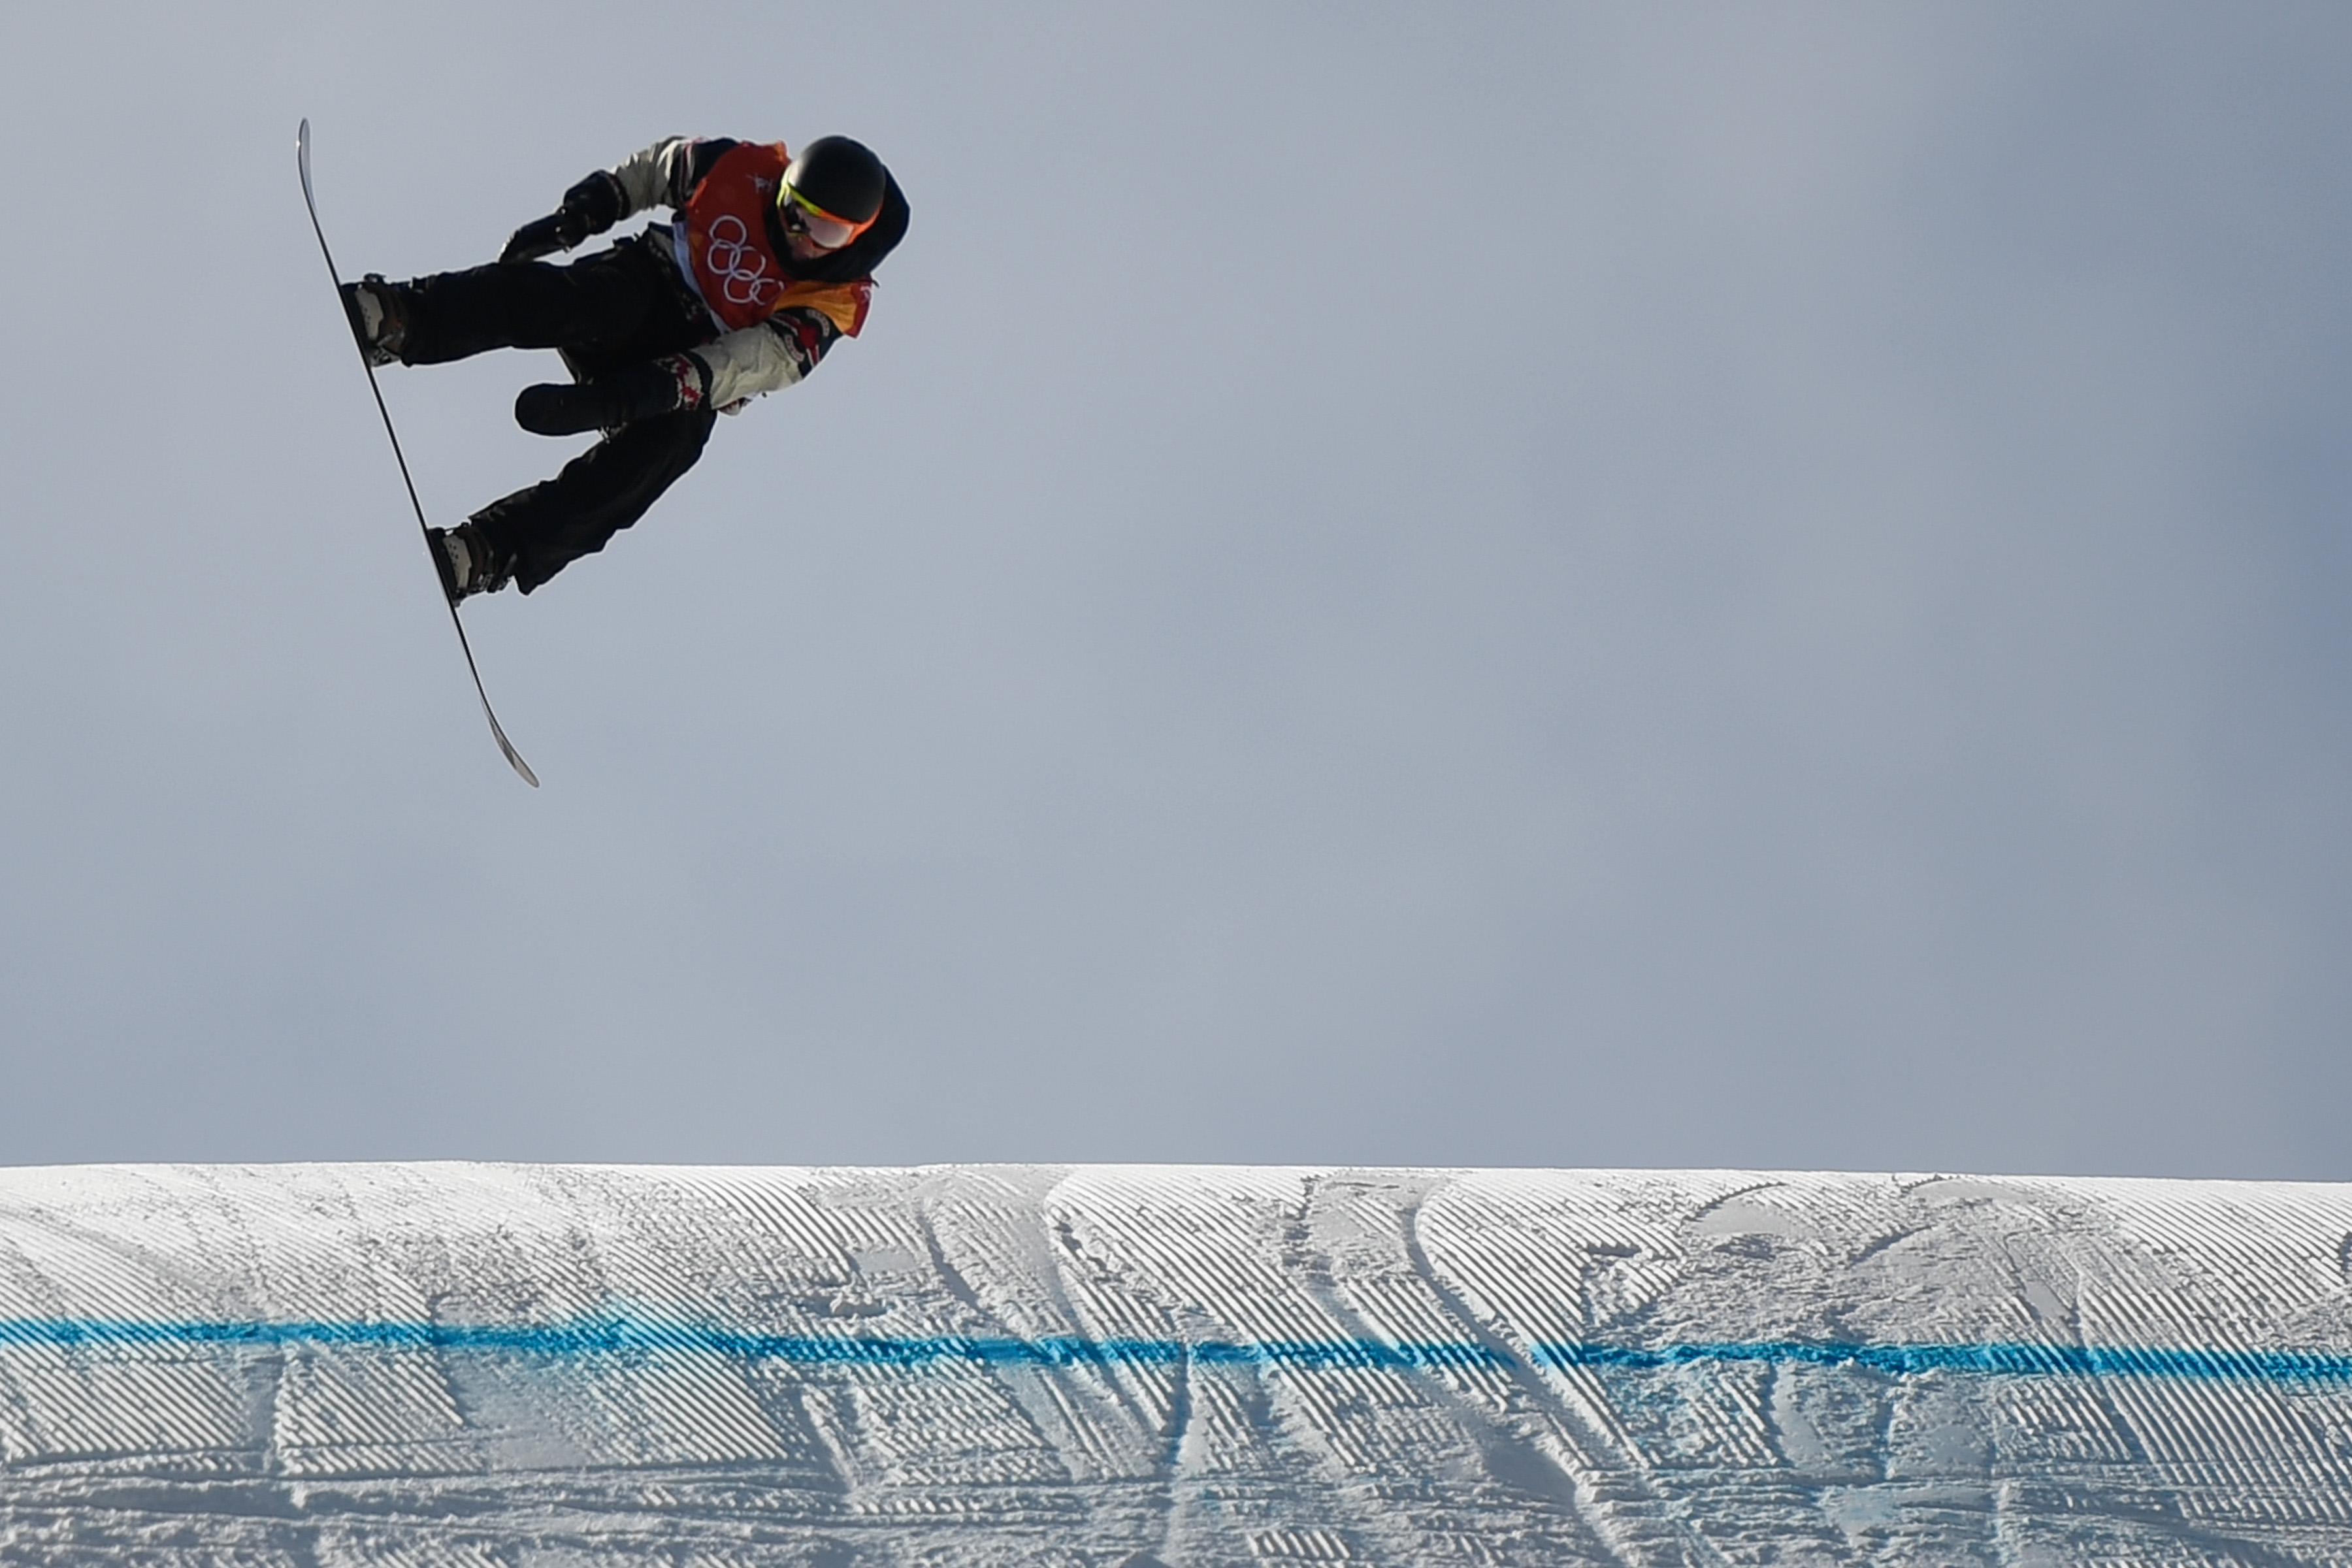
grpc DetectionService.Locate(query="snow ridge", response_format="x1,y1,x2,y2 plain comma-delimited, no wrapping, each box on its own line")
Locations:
1,1163,2351,1564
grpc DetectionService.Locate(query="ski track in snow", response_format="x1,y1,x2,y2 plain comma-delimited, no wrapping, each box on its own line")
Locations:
1,1167,2351,1563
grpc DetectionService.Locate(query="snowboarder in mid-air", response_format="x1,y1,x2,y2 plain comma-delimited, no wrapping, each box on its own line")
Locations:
341,135,909,602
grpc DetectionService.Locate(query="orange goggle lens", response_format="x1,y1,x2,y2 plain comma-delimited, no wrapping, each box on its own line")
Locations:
781,184,875,250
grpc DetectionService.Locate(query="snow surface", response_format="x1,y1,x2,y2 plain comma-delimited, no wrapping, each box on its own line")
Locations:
4,1164,2352,1565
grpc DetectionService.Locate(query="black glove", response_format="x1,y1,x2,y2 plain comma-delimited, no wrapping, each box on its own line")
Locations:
498,171,625,264
499,211,582,264
515,356,706,436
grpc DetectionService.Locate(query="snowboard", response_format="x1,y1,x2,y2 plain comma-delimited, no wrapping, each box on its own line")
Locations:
297,119,539,787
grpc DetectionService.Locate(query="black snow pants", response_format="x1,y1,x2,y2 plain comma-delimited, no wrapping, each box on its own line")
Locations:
397,234,720,594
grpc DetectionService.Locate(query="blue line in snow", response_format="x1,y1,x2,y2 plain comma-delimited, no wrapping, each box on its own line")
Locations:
0,1314,2347,1384
1527,1340,2352,1383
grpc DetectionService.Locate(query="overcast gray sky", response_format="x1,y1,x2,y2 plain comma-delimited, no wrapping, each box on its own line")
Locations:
0,3,2345,1177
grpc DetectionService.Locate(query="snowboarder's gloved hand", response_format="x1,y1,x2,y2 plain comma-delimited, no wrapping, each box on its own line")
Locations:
514,355,710,436
498,171,626,264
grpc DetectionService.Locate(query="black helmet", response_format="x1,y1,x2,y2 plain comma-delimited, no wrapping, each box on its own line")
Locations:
781,137,887,247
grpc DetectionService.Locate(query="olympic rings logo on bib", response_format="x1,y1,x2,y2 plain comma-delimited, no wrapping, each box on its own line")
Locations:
702,215,779,309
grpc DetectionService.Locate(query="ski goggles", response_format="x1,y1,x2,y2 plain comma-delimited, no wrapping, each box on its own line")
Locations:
779,183,875,251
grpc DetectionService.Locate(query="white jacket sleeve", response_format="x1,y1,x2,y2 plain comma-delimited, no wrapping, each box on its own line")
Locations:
607,138,699,218
693,321,818,408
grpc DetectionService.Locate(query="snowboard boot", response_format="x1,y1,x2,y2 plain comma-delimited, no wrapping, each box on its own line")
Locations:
339,274,409,367
427,522,512,604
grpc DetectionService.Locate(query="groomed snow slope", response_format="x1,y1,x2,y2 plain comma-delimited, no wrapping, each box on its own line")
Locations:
4,1166,2352,1565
